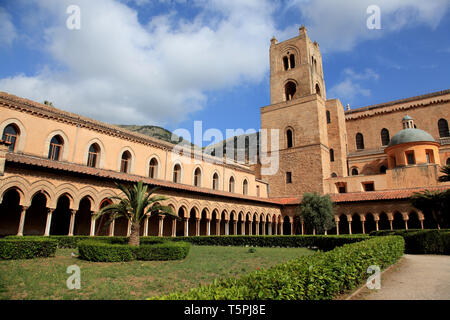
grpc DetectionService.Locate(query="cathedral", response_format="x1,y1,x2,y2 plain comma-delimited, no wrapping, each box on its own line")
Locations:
0,26,449,237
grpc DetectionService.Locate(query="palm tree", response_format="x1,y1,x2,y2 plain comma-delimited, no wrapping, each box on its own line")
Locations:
95,181,179,246
410,189,449,228
438,165,450,182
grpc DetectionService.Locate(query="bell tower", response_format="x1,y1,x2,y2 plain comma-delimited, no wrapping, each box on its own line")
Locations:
260,26,333,197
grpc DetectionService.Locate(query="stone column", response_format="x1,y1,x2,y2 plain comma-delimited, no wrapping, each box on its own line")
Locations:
216,220,221,236
256,222,259,235
68,210,76,236
171,219,176,237
262,222,266,235
241,222,245,235
336,220,340,236
127,220,131,237
89,214,96,236
158,215,164,237
225,221,229,235
348,221,352,235
420,219,424,230
143,216,149,237
301,220,304,235
109,219,115,237
405,220,409,230
17,206,28,236
249,222,252,236
274,222,278,235
195,218,200,236
184,218,189,237
313,228,316,236
207,219,211,236
389,219,393,231
44,208,55,236
362,221,366,235
375,219,379,231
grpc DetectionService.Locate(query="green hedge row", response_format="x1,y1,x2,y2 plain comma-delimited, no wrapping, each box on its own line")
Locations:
369,229,450,255
78,240,191,262
5,235,369,251
0,237,58,260
154,236,404,300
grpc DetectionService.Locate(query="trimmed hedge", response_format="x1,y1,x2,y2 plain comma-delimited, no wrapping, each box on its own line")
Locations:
78,240,191,262
4,235,369,251
370,229,450,255
154,236,404,300
0,237,58,260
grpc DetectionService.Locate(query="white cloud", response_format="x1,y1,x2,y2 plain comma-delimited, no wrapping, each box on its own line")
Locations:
286,0,450,52
0,0,277,125
0,8,17,46
328,68,379,103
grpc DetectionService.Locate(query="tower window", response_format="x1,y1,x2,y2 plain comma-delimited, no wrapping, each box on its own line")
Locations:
229,176,235,193
48,135,64,161
326,110,331,124
315,84,321,97
406,151,415,165
193,167,202,187
283,56,289,71
286,172,292,184
425,150,435,164
173,164,182,183
149,158,159,178
289,54,295,69
87,143,100,168
243,179,248,195
286,129,293,148
2,124,19,152
381,128,390,146
351,168,359,176
285,81,297,101
212,173,219,190
438,119,449,138
330,148,335,162
356,133,365,150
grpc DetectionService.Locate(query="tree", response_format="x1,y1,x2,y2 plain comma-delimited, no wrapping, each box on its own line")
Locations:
410,189,450,228
296,192,335,234
95,181,179,246
438,165,450,182
43,101,54,107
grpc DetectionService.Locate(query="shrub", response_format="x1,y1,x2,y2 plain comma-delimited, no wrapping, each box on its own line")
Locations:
78,239,190,262
0,237,58,260
370,229,449,255
154,236,404,300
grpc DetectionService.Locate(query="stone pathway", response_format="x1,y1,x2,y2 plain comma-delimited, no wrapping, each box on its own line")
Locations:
348,254,450,300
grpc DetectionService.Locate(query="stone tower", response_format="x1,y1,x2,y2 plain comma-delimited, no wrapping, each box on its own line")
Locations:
260,26,340,197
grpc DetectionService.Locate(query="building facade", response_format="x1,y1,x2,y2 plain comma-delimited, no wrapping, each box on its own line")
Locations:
0,26,449,237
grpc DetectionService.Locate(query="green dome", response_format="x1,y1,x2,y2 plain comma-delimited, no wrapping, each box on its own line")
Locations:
388,128,436,147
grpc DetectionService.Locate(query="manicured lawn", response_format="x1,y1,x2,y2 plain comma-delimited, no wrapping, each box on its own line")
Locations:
0,245,313,300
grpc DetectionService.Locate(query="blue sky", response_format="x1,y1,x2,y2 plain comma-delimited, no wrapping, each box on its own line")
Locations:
0,0,449,145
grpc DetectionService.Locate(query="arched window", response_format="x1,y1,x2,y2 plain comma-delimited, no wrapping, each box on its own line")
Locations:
193,167,202,187
315,84,321,97
243,179,248,195
283,56,289,71
289,54,295,69
173,164,181,183
326,110,331,124
229,176,235,193
87,143,100,168
381,129,390,146
212,173,219,190
120,151,131,173
286,129,293,148
2,124,19,152
351,168,359,176
331,173,337,178
48,135,64,161
149,158,158,178
285,81,297,101
438,119,449,138
380,165,387,174
330,149,335,162
356,133,365,150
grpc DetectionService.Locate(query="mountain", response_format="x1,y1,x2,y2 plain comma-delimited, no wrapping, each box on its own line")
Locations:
116,125,189,146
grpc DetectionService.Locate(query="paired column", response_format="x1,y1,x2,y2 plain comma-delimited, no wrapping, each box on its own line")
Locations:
109,219,115,236
171,219,177,237
241,222,245,235
68,210,76,236
44,208,55,236
335,220,340,236
17,206,28,236
216,220,221,236
158,215,165,237
206,219,211,236
255,222,259,235
184,218,189,237
143,216,149,237
225,221,229,235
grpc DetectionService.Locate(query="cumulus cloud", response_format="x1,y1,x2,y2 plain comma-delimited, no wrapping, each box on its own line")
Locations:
328,68,379,103
0,8,17,46
286,0,450,52
0,0,277,125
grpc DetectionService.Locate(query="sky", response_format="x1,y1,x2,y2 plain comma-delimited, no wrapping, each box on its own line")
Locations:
0,0,449,145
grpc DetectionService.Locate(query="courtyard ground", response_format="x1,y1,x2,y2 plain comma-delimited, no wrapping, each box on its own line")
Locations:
0,245,312,300
346,254,450,300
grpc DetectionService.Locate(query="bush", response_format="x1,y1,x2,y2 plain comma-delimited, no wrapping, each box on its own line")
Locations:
0,237,58,260
370,229,449,255
154,236,404,300
168,235,369,251
78,239,190,262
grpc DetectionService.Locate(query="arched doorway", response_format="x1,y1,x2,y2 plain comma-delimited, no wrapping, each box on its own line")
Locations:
74,197,92,236
200,209,208,236
378,212,390,230
245,213,252,235
283,216,291,235
259,215,265,235
351,214,363,234
252,214,257,235
220,211,227,235
237,212,243,235
23,193,48,235
176,207,186,237
338,214,349,234
365,213,377,234
408,211,422,230
95,199,113,236
392,212,404,230
188,208,197,236
211,210,219,235
0,189,22,236
50,195,72,235
229,211,236,235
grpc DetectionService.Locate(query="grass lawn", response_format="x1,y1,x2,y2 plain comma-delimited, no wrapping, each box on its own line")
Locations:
0,245,313,300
